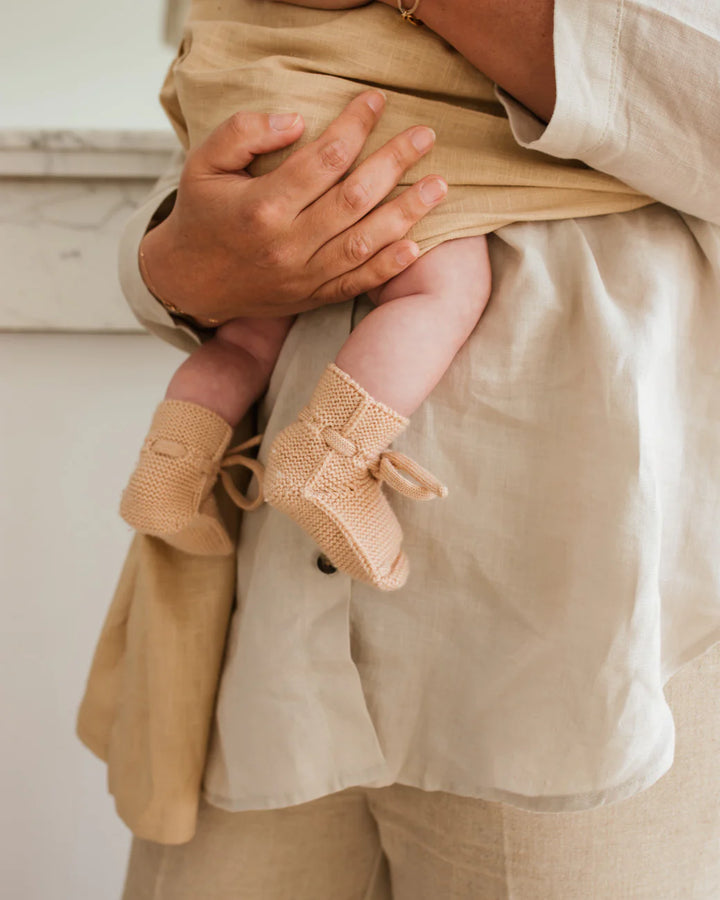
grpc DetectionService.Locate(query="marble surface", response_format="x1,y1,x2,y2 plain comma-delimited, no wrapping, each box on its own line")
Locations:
1,177,159,332
0,128,181,332
0,128,178,178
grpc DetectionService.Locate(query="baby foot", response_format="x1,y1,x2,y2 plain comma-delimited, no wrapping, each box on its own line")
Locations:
264,363,447,590
120,400,263,556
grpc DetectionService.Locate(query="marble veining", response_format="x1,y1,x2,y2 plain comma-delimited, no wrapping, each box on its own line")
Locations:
0,128,185,332
0,128,178,179
1,178,161,332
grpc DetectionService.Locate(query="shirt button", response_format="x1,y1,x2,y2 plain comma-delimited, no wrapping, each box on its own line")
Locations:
316,553,338,575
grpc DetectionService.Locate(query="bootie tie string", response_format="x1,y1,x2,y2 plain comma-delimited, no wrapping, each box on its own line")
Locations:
217,433,266,512
311,422,447,502
370,450,448,502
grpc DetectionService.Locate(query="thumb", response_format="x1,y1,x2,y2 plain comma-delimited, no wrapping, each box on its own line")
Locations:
191,111,305,175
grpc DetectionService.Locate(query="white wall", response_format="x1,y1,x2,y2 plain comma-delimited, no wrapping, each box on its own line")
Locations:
1,2,187,897
2,2,175,130
0,334,185,899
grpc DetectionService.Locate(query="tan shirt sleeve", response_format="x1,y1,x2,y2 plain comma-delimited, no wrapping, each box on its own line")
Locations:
117,148,205,355
494,0,720,225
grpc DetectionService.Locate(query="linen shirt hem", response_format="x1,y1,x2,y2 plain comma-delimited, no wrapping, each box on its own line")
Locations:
201,761,392,813
200,736,675,815
661,631,720,687
395,739,675,815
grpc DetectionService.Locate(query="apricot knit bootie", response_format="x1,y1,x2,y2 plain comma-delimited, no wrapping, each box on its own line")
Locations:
264,363,448,591
119,399,264,556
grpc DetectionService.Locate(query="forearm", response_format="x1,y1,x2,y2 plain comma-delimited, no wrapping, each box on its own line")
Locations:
380,0,556,123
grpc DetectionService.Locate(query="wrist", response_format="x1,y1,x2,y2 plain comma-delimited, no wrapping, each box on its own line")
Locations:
139,221,221,329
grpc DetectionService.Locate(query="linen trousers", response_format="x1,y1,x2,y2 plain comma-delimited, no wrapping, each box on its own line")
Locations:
121,640,720,900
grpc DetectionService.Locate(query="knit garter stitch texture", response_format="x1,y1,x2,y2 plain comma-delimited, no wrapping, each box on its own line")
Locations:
264,362,447,591
119,399,260,556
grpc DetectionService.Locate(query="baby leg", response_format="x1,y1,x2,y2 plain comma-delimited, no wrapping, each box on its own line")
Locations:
120,316,294,555
265,236,492,589
165,316,295,426
338,235,492,415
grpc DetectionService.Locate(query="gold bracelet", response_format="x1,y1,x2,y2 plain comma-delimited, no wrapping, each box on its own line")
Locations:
397,0,421,25
138,245,221,328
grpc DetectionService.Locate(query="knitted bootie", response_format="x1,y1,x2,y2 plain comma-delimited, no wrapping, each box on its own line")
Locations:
120,399,264,556
264,363,448,590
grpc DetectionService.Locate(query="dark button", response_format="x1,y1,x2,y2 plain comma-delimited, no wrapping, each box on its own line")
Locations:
316,553,338,575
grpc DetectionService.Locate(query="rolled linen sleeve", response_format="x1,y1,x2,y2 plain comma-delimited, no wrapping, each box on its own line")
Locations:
117,148,204,355
495,0,720,225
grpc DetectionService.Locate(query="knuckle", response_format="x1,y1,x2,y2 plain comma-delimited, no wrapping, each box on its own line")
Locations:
319,139,350,172
333,273,356,302
344,231,371,264
371,207,408,242
375,249,396,276
347,105,374,131
387,141,408,172
227,111,249,140
247,197,283,230
340,178,371,213
366,253,391,284
393,197,419,228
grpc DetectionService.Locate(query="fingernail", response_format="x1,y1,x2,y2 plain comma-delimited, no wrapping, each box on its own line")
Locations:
270,113,300,131
365,91,386,114
396,243,419,266
410,127,435,153
419,178,447,204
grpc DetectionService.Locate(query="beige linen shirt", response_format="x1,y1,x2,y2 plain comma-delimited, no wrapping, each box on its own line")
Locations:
119,0,720,813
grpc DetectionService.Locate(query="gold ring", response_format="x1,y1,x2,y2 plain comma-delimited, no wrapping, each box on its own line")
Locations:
397,0,421,25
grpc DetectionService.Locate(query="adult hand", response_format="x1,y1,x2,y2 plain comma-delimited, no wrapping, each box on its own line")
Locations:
140,90,447,322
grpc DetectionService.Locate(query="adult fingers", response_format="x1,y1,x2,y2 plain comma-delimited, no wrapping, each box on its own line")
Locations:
296,124,437,249
304,240,423,309
258,90,386,214
186,110,306,176
305,174,448,287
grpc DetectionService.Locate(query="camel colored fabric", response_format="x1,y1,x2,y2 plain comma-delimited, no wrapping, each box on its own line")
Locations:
75,533,237,845
120,400,235,556
158,0,655,256
77,415,257,844
265,363,446,591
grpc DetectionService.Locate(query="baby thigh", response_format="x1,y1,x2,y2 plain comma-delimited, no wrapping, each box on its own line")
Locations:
339,236,491,415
